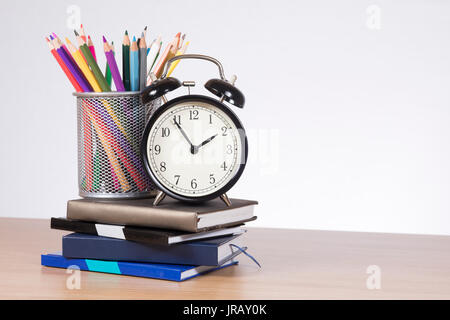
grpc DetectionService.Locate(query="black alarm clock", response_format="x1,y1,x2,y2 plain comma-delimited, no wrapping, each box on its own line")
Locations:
140,54,248,206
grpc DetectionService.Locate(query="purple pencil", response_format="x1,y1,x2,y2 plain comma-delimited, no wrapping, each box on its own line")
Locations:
103,36,125,92
52,33,74,63
52,38,93,92
51,33,85,81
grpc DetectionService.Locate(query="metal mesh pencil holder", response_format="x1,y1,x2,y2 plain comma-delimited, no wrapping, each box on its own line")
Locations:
74,92,161,199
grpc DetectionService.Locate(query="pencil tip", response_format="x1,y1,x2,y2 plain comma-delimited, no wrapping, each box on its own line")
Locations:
102,35,107,43
74,30,79,36
133,36,136,42
144,26,147,31
49,35,54,40
141,32,145,38
125,30,128,35
80,24,83,28
45,37,49,42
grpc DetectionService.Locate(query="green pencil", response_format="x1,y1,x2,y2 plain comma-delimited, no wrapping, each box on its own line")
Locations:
105,41,114,87
122,31,131,91
75,30,111,92
151,41,162,71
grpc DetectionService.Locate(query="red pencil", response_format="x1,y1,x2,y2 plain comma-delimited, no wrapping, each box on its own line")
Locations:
46,37,82,92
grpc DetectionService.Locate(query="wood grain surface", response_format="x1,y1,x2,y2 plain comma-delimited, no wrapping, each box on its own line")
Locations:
0,218,449,299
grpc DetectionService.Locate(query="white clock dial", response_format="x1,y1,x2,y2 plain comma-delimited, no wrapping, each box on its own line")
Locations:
146,100,243,197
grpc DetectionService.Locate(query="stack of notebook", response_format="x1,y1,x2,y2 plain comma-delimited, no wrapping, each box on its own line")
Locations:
41,197,258,281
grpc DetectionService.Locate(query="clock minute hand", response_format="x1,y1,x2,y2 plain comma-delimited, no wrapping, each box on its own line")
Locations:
193,134,218,154
173,121,196,154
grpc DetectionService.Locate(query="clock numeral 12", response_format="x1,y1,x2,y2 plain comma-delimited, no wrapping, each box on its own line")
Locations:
190,110,199,120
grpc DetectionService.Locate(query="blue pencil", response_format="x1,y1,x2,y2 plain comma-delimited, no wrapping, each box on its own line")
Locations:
130,36,139,91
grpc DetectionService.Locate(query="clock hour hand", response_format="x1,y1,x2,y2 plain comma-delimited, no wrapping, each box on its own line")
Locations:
173,120,196,154
193,134,218,154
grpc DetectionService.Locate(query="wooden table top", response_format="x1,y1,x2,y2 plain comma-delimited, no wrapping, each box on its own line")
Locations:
0,217,449,299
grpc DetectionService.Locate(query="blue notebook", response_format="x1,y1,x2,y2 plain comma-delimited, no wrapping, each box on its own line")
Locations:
62,233,243,266
41,254,238,282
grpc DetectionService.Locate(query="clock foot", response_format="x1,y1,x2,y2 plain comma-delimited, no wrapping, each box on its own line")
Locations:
220,193,232,207
153,191,166,206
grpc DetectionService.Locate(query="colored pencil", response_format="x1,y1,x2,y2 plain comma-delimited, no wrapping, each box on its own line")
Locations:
178,33,186,50
66,38,102,92
164,43,178,76
75,30,111,92
130,36,139,91
89,102,145,191
80,107,94,191
84,104,131,191
80,24,87,42
105,40,113,87
167,41,190,77
46,37,82,92
122,31,131,91
153,33,180,79
152,43,173,79
52,33,81,72
87,35,97,61
147,35,161,73
153,46,161,67
139,33,147,90
53,38,92,92
103,36,125,92
173,32,181,48
146,43,161,86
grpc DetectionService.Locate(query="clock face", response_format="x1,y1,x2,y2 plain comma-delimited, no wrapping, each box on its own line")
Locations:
143,96,247,200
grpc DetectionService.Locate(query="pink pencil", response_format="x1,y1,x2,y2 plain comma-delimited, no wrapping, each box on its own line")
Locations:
103,36,125,91
88,35,97,62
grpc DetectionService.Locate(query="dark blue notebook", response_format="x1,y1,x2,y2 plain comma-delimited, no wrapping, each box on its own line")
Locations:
41,254,238,282
62,233,244,266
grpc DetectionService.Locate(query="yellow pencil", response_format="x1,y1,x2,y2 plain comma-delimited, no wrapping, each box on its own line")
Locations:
167,41,190,77
65,37,102,92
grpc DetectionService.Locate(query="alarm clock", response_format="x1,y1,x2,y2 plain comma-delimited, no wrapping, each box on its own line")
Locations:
140,54,248,206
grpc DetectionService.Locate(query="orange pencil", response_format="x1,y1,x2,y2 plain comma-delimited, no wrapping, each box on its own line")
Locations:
153,33,180,79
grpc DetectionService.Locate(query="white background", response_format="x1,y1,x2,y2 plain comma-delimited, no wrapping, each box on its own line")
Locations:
1,0,449,235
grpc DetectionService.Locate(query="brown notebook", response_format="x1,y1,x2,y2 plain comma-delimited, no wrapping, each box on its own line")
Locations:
67,197,258,232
